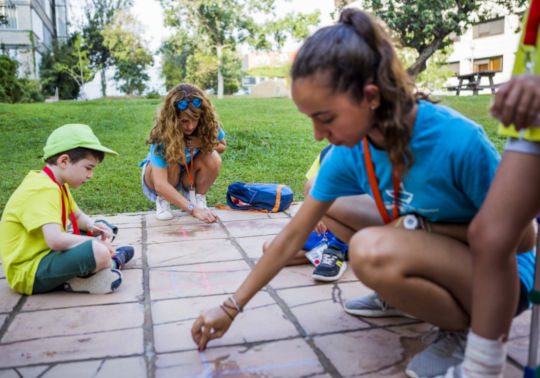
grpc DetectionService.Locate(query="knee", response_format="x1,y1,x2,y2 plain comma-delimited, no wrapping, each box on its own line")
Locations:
348,228,393,287
92,240,112,270
468,216,511,264
199,151,221,173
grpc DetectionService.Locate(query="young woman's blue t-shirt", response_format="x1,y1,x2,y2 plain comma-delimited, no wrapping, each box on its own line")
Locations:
311,100,535,292
142,126,225,168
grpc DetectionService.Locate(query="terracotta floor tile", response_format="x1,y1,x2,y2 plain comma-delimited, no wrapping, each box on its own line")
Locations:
145,211,206,228
114,226,142,246
155,338,324,378
3,302,143,343
0,279,22,313
0,328,142,368
268,263,358,290
146,222,227,244
22,269,143,311
6,356,147,378
153,291,300,353
222,218,289,238
146,239,243,267
149,260,251,300
234,234,276,259
95,213,143,227
213,208,272,222
313,327,423,377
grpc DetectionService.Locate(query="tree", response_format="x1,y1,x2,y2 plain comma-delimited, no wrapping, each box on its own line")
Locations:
40,34,93,100
159,0,319,98
83,0,133,97
0,15,8,27
357,0,526,78
101,10,154,95
52,34,96,100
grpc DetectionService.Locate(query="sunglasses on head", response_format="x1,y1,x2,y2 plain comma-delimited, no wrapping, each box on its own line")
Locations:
176,98,202,110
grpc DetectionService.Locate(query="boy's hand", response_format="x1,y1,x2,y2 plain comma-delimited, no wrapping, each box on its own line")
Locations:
191,305,233,351
192,207,218,223
91,222,114,242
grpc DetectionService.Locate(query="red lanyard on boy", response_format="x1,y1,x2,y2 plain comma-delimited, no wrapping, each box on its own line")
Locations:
363,137,400,224
42,166,80,235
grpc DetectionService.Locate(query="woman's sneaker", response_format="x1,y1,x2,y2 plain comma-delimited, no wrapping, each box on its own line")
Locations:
64,269,122,294
405,328,467,378
311,246,347,281
112,246,134,269
155,196,173,220
344,292,411,317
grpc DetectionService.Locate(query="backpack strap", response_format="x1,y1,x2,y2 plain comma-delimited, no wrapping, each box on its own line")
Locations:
271,184,285,213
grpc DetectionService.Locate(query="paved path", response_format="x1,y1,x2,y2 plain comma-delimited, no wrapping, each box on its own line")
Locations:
0,204,534,377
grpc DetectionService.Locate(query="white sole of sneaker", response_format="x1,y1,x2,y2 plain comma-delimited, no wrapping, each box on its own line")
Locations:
64,269,122,294
155,211,173,220
312,261,347,282
344,306,416,318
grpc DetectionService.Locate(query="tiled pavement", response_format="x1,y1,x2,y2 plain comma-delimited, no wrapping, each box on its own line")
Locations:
0,203,535,377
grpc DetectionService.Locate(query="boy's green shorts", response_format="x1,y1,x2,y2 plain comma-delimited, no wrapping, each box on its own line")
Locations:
32,240,96,294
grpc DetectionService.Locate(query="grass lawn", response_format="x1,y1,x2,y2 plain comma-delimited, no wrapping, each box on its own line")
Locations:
0,95,505,216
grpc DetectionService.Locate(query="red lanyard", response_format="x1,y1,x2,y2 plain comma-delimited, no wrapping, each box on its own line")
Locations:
363,137,400,224
183,148,194,188
42,166,80,235
524,0,540,46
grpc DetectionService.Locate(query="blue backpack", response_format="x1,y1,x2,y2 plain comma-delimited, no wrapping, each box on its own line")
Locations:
225,182,294,212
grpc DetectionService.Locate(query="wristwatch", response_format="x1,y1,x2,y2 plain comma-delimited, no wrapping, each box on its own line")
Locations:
403,214,422,230
188,203,195,215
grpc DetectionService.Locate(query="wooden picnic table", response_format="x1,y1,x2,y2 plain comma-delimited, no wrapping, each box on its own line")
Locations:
447,70,499,96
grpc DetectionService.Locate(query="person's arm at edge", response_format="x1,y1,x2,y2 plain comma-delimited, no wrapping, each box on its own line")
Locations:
191,195,332,350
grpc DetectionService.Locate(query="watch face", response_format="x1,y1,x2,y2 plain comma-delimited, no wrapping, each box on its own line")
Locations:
403,214,419,230
188,203,195,212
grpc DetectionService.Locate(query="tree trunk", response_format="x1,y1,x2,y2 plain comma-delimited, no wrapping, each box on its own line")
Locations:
100,68,107,97
406,34,447,79
217,45,224,99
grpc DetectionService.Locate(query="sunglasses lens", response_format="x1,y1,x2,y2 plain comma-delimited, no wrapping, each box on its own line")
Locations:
177,100,188,110
192,98,202,108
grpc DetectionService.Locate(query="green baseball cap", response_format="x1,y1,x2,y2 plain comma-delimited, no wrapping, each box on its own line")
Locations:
43,124,118,160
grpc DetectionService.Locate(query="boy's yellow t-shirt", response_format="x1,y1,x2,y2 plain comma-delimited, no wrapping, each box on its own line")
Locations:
0,171,78,294
498,4,540,141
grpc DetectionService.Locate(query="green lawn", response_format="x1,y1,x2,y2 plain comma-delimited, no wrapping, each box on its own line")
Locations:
0,95,503,215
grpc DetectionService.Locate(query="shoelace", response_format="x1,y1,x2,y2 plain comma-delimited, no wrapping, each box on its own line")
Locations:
373,295,390,311
320,252,337,266
421,327,467,354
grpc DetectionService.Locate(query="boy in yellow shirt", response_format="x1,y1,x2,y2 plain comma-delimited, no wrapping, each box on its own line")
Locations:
0,124,133,295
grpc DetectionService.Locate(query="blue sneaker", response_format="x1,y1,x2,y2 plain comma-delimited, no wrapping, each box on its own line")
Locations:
311,245,347,281
112,246,134,269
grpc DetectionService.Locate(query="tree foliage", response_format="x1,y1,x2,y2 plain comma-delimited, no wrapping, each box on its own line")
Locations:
356,0,526,78
0,55,42,103
101,10,154,95
82,0,133,96
158,0,319,98
40,34,93,100
52,34,96,100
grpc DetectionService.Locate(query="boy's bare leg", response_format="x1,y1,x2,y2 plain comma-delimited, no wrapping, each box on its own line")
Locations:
469,151,540,340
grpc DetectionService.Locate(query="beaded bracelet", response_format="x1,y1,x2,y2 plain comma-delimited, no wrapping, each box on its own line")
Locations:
228,295,243,312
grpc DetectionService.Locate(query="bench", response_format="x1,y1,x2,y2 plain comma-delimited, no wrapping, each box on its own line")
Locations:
446,71,498,96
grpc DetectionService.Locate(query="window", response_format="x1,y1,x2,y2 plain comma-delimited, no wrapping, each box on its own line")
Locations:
473,18,505,38
0,5,17,29
446,61,460,76
473,56,503,72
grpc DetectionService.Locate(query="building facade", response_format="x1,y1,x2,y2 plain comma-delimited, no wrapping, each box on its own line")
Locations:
0,0,68,79
445,11,523,93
